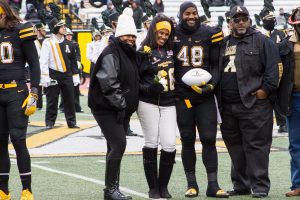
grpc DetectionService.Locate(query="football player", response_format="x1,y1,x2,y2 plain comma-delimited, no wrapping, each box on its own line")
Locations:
173,1,228,198
0,0,40,199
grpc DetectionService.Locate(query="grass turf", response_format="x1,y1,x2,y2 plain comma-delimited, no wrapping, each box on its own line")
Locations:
8,147,292,200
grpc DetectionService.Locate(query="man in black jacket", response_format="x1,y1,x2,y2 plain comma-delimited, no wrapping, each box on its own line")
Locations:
278,7,300,197
174,1,228,198
219,6,281,198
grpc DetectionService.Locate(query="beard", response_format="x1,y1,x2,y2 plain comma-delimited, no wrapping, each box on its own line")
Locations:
180,18,200,32
232,27,248,37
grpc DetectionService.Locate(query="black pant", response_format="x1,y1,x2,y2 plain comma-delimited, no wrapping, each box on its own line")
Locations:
176,95,218,174
0,85,29,141
0,84,32,192
45,77,76,127
274,102,286,126
37,86,43,109
92,112,130,160
59,85,82,112
221,100,273,193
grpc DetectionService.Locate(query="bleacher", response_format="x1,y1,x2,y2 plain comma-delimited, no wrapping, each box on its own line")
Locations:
163,0,297,26
20,0,298,30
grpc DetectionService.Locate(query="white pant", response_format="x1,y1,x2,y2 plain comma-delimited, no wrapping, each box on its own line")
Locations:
137,101,177,152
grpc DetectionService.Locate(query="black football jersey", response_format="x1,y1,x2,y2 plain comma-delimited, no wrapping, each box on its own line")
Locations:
0,21,37,83
174,24,223,99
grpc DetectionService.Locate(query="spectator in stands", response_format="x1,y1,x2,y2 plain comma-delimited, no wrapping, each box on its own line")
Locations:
123,0,133,8
26,0,44,10
153,0,164,14
276,8,288,29
25,4,41,24
38,2,61,25
108,11,119,33
170,16,177,28
101,1,116,27
208,0,225,7
132,0,143,30
136,15,152,49
227,0,244,9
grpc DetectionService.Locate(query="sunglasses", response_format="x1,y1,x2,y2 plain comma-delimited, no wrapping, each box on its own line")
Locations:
232,16,249,23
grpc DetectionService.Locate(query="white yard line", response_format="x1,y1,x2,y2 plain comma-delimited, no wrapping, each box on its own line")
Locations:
95,160,106,163
11,159,148,199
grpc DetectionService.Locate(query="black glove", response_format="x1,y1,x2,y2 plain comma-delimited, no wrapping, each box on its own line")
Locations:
116,110,125,124
149,83,164,96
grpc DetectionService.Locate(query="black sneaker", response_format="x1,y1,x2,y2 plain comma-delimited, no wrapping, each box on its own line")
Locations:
252,192,268,198
227,189,251,196
278,125,288,133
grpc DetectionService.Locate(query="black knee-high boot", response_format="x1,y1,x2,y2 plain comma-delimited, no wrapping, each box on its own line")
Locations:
143,147,160,199
159,150,176,198
104,159,129,200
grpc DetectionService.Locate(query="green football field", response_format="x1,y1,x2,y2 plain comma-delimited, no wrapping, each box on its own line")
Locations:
8,137,292,200
7,91,294,199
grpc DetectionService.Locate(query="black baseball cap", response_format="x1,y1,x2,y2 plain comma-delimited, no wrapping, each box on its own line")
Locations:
230,6,249,18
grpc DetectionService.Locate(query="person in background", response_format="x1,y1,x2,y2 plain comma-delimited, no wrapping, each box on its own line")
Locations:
132,0,143,30
0,1,40,199
276,8,288,29
99,24,113,52
88,8,139,200
259,9,287,133
138,14,176,199
86,30,102,75
108,11,119,33
278,7,300,197
61,28,83,113
136,14,152,49
34,23,47,110
153,0,164,13
170,16,177,28
39,18,80,129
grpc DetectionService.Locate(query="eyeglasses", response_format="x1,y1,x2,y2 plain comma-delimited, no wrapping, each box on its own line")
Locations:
232,16,249,23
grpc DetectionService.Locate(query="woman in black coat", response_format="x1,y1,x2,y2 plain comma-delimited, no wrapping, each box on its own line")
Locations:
88,8,139,200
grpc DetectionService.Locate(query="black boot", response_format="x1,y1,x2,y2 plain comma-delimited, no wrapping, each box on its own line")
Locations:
143,147,161,199
159,150,176,199
104,159,130,200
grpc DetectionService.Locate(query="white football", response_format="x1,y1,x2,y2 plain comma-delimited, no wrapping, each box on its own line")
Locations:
181,68,212,86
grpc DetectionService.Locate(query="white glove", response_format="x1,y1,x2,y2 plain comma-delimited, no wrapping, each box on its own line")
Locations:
73,74,80,86
40,75,51,87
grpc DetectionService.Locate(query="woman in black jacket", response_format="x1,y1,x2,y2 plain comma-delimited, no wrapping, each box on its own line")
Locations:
137,14,176,199
88,8,139,200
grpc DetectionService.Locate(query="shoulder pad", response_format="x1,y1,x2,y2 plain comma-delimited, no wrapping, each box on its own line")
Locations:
18,21,37,41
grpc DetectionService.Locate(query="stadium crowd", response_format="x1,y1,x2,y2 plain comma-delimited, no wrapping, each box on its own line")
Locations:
0,0,300,199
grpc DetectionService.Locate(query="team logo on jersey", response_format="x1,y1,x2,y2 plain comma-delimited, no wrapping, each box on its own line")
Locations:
167,50,173,56
65,45,70,53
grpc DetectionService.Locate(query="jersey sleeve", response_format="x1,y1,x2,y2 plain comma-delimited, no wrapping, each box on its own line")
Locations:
18,22,37,41
210,26,224,45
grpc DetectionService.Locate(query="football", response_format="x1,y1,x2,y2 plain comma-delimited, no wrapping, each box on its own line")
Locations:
181,68,212,86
